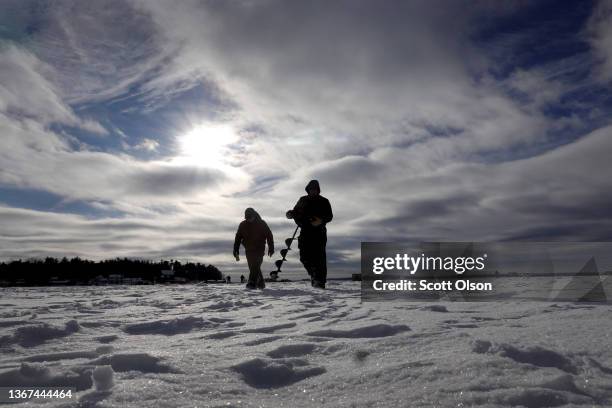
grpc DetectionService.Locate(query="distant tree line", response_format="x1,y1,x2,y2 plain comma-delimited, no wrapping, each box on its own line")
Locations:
0,257,223,286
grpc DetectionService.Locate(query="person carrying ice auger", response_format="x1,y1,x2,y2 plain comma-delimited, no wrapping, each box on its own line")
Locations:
233,208,274,289
286,180,333,289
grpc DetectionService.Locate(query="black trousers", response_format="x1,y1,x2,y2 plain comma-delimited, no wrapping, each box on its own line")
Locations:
245,251,265,289
298,231,327,284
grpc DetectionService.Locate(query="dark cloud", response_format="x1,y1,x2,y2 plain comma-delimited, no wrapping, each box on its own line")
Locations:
1,1,612,277
502,222,612,242
155,239,231,259
397,193,481,221
126,165,226,196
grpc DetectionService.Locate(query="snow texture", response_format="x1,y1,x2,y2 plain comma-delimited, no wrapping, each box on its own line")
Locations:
0,281,611,407
92,365,114,391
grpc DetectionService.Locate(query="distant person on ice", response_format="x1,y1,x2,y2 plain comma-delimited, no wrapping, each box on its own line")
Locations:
233,208,274,289
286,180,333,289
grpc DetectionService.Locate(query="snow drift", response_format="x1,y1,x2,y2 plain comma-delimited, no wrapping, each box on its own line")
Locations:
0,282,611,407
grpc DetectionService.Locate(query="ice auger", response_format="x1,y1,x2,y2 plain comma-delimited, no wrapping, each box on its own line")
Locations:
269,225,300,280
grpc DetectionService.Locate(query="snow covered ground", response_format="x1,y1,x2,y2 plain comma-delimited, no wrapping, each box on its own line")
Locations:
1,281,611,407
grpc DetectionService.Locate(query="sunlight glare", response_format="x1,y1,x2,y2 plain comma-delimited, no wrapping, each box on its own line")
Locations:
178,123,238,166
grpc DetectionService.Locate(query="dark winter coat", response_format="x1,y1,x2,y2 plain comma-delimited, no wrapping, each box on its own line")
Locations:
234,208,274,255
291,180,333,236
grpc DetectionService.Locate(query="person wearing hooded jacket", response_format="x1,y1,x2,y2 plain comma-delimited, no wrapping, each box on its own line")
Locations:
286,180,333,288
233,208,274,289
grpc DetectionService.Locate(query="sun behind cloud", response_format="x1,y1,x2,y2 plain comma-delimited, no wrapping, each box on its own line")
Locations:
176,123,238,167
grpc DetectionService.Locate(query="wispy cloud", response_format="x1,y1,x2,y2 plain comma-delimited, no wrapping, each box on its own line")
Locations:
588,1,612,82
0,1,611,276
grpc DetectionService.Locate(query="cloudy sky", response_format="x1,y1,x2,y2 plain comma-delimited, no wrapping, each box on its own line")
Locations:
1,0,612,276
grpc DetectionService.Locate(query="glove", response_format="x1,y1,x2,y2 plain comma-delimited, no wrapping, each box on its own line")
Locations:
310,216,322,227
268,248,274,257
233,250,239,261
286,210,294,219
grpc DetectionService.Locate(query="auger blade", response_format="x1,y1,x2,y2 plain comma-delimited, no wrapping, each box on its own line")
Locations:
275,259,284,268
280,248,289,258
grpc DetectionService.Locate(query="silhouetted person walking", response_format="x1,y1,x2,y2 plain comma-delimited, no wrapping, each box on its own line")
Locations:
286,180,333,288
233,208,274,289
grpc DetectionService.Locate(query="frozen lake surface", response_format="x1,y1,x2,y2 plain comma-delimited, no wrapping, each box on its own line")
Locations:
1,281,611,407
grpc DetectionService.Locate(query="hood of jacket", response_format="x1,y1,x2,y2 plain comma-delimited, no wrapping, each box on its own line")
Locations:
244,207,262,221
305,180,320,194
